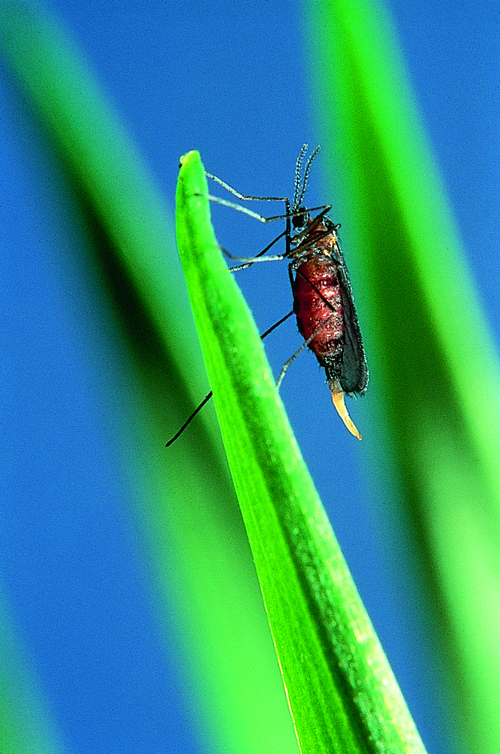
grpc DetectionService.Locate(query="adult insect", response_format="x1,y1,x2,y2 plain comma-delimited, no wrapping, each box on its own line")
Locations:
294,210,368,438
166,145,368,444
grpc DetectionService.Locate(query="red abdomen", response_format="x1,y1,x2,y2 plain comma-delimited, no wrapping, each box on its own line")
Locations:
292,257,344,364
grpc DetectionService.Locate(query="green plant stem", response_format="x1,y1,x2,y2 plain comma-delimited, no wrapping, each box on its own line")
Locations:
176,149,428,754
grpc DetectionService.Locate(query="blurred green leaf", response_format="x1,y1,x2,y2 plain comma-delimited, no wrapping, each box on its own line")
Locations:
0,5,299,753
305,0,500,750
0,592,66,754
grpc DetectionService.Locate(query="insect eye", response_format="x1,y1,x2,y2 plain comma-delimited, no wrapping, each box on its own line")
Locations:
292,207,309,230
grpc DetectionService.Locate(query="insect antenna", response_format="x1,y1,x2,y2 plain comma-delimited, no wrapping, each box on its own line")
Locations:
293,144,321,212
293,144,308,211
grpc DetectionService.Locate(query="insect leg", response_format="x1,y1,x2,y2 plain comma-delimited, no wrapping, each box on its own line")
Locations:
165,391,213,447
166,311,295,447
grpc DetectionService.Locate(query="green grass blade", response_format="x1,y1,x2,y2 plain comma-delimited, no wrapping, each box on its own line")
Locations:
0,593,67,754
176,149,428,754
304,0,500,749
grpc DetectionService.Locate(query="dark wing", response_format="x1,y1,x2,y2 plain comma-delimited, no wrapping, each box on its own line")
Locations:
335,244,369,396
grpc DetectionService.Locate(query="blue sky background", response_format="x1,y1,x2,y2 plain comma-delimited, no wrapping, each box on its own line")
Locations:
0,1,498,752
